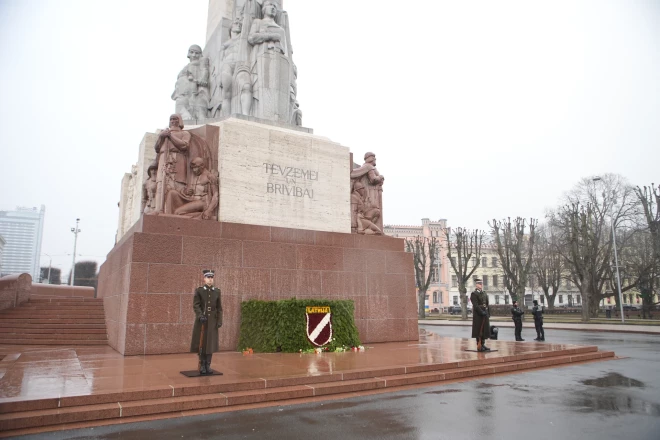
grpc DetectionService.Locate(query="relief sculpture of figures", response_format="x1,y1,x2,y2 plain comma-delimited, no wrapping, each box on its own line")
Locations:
172,45,210,122
142,161,158,214
165,157,219,220
351,181,382,235
350,152,385,235
150,114,217,220
216,18,252,117
206,0,301,125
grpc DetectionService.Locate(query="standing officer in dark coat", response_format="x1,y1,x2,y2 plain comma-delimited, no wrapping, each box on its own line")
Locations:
470,279,490,351
532,299,545,341
511,300,525,341
190,269,222,374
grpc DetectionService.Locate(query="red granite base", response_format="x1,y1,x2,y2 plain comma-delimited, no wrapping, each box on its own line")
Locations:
97,216,419,355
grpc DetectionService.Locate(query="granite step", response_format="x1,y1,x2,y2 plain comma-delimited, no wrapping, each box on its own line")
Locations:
1,313,105,318
0,327,107,334
28,298,103,303
0,348,615,433
1,313,106,319
0,338,107,346
0,331,107,340
4,304,103,313
0,318,106,324
0,322,106,329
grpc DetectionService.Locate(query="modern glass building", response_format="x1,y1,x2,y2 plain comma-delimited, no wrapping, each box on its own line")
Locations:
0,206,46,279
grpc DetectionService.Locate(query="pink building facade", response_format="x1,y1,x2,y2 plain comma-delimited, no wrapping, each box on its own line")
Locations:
384,219,450,313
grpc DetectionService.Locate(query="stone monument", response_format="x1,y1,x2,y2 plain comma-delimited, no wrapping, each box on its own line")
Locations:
102,1,417,356
179,0,301,126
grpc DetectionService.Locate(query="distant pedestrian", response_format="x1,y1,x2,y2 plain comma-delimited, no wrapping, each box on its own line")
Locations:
511,300,525,341
532,300,545,341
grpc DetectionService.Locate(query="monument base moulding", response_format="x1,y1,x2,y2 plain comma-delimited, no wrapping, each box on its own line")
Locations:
98,215,419,356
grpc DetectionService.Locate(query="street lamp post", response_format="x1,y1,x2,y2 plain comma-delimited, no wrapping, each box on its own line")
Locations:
593,177,625,323
41,254,52,284
70,219,81,286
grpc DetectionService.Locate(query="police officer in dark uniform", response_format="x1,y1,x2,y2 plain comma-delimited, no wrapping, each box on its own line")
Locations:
190,269,223,374
470,278,490,351
511,300,525,341
532,299,545,341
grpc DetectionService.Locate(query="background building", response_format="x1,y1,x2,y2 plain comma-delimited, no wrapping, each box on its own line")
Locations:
447,238,582,309
0,235,5,275
384,218,450,313
0,206,46,279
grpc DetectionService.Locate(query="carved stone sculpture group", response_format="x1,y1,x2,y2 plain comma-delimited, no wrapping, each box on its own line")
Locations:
136,3,386,227
172,0,302,127
350,152,385,235
145,114,218,220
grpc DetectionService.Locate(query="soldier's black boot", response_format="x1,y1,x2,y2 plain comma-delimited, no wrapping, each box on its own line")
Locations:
199,355,207,375
205,354,213,374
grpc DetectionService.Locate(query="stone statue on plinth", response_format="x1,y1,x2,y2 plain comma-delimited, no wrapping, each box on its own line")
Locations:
165,157,219,220
350,152,385,234
351,181,383,235
172,45,210,123
142,161,158,214
151,114,217,219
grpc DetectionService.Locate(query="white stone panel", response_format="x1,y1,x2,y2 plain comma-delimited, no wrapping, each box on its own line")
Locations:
210,118,351,233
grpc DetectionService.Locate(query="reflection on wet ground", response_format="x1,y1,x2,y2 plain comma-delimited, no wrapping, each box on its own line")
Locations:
424,388,462,394
581,372,644,388
15,327,660,440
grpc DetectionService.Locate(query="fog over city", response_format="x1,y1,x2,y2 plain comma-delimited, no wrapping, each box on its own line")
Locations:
0,0,658,276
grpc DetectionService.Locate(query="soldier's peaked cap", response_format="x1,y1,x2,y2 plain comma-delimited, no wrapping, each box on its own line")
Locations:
475,278,483,283
203,270,215,277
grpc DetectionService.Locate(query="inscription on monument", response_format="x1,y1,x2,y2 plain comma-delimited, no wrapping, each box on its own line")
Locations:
264,162,318,199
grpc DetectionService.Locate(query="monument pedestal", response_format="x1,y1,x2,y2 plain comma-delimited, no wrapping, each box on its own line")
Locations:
98,215,419,355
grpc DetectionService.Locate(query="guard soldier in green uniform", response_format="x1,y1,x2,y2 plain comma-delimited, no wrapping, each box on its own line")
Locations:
532,299,545,341
511,300,525,341
470,278,491,351
190,269,223,374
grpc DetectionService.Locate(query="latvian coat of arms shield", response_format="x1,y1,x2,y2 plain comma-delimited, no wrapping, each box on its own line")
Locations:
305,306,332,346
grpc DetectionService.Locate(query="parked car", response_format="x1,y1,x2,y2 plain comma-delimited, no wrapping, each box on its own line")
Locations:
622,305,640,311
448,306,472,315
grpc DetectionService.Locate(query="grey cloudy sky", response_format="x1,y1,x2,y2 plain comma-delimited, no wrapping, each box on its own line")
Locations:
0,0,658,275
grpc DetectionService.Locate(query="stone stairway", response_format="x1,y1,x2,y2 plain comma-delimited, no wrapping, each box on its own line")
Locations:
0,346,614,434
0,298,107,346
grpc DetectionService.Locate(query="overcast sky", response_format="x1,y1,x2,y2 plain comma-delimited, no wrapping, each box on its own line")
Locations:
0,0,658,275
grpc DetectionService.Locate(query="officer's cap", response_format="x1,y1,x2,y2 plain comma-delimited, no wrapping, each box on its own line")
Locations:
475,278,483,283
203,269,215,278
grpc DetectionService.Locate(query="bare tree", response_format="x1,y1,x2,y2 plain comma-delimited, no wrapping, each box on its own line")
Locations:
616,228,658,318
632,183,660,318
634,183,660,261
550,174,638,321
405,236,439,318
444,227,484,320
489,217,538,303
532,224,562,309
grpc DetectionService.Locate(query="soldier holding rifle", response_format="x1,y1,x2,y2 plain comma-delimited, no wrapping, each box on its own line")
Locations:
190,269,223,374
470,278,491,352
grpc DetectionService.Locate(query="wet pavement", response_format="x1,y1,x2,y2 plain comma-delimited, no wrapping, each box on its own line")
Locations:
13,326,659,440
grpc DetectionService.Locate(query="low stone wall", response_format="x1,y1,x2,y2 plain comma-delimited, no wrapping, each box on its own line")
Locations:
30,284,95,298
0,274,32,311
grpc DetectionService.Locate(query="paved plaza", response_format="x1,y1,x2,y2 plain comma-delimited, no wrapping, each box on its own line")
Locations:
0,330,613,436
7,326,658,440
